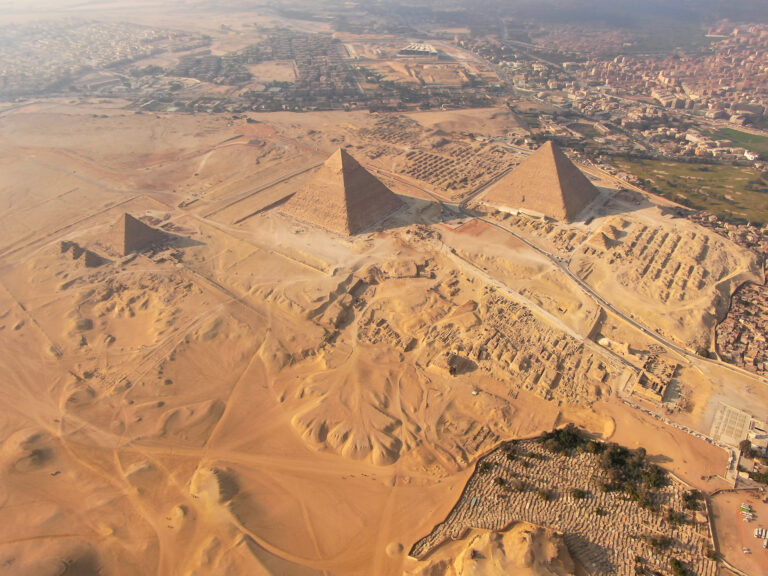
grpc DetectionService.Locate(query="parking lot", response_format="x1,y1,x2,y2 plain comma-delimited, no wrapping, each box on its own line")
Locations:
711,490,768,575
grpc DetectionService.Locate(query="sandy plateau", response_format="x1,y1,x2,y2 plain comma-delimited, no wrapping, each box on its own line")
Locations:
1,101,767,576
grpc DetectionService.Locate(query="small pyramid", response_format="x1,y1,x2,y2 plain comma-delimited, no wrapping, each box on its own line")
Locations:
601,224,621,241
587,231,615,252
111,213,166,256
280,148,403,235
481,141,599,222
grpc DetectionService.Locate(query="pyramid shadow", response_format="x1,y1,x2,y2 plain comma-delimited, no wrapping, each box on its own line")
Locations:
84,252,113,268
646,453,674,465
163,230,206,249
373,193,464,233
659,205,694,219
567,187,649,224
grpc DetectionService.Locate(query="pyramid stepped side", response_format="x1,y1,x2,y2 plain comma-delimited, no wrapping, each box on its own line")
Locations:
280,149,403,236
482,141,599,222
114,213,166,255
279,164,355,235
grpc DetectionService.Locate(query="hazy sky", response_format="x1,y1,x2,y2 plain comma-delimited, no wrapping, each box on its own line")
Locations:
0,0,766,24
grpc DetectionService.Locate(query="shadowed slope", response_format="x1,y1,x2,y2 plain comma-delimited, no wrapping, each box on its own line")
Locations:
111,213,167,255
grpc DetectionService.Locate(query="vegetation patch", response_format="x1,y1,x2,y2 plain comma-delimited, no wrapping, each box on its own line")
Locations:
615,158,768,224
538,424,668,508
711,128,768,157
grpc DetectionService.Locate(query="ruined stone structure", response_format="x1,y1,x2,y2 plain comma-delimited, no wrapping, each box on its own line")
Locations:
60,240,105,268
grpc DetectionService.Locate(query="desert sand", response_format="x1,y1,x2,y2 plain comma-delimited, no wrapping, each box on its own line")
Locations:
1,101,767,576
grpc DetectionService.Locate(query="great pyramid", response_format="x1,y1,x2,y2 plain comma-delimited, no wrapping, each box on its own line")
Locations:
110,213,166,256
481,141,599,222
280,148,403,235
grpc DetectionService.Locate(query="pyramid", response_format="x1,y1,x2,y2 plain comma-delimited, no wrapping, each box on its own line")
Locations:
601,224,621,241
111,213,166,256
280,148,403,235
481,141,599,222
586,231,615,252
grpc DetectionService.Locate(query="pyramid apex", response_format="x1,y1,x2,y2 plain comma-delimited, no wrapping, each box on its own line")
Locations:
534,140,562,157
123,212,141,225
324,147,358,172
111,212,165,255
